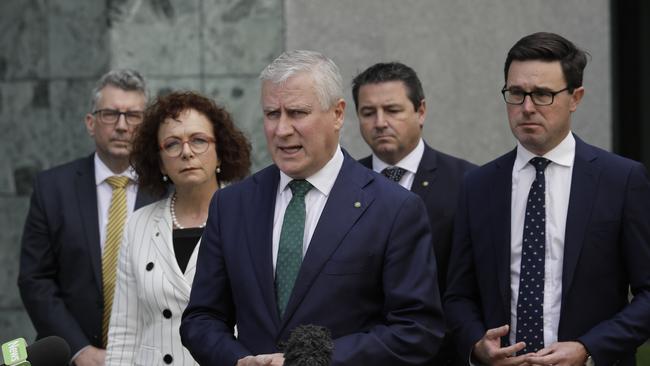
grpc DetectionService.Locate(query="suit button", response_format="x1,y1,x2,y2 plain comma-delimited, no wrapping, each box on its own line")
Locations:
146,262,154,271
163,309,172,318
163,354,173,364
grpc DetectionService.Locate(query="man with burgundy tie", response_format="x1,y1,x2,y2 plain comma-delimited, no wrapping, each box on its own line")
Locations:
181,50,444,366
353,62,475,365
18,70,155,366
444,32,650,366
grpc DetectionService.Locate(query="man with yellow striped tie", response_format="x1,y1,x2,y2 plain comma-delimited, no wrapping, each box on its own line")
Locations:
18,69,156,366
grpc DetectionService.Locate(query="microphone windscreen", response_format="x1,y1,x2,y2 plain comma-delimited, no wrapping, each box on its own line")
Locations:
26,336,70,366
283,324,333,366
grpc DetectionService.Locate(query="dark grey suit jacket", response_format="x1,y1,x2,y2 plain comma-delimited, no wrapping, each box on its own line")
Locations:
18,154,156,354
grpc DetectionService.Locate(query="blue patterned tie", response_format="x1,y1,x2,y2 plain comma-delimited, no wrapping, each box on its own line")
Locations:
381,166,407,182
275,180,312,317
516,157,551,354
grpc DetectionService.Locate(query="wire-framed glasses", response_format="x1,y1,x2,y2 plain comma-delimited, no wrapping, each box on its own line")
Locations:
160,134,216,157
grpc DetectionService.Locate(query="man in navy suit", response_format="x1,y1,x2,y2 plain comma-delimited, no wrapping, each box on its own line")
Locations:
353,62,475,366
444,32,650,366
18,69,154,366
181,50,444,366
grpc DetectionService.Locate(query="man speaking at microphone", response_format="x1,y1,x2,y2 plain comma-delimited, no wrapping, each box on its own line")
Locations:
181,50,444,365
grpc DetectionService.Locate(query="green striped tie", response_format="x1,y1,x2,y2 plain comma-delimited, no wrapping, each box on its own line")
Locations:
101,176,129,347
275,180,312,317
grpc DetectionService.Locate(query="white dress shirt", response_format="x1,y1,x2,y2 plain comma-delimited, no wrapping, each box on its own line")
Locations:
272,146,344,271
94,153,138,253
371,138,424,190
509,132,575,347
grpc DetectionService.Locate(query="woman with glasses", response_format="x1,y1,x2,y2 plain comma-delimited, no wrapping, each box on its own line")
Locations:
105,91,251,365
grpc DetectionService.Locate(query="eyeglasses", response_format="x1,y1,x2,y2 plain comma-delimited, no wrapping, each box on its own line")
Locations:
160,134,216,157
92,109,144,125
501,87,569,106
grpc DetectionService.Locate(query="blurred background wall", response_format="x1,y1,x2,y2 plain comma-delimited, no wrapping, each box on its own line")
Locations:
0,0,640,341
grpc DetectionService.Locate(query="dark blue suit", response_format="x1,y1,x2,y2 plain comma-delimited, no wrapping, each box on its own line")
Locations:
18,155,155,354
181,153,445,366
444,136,650,366
360,143,476,366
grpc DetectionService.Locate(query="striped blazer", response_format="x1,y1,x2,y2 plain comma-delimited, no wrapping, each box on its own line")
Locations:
106,196,200,366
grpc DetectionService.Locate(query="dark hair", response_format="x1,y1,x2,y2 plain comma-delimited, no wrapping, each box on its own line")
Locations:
504,32,589,92
131,91,252,198
351,62,425,111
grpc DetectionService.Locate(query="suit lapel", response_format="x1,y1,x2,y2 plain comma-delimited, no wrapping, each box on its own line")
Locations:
150,198,192,299
562,137,599,303
411,144,438,199
76,156,103,292
279,156,374,331
246,167,282,328
491,150,516,313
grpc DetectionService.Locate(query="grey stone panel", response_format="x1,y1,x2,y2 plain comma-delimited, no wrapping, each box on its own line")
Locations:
49,79,98,167
286,0,610,165
0,0,48,80
48,0,109,78
204,77,271,172
0,197,30,308
0,80,96,196
202,0,283,75
146,77,203,99
0,309,36,342
109,0,202,76
0,81,50,195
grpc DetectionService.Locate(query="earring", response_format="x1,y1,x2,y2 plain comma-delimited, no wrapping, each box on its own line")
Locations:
216,167,221,174
162,175,168,182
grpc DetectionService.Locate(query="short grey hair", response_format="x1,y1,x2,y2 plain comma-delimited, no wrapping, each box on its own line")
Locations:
90,69,148,111
259,50,343,110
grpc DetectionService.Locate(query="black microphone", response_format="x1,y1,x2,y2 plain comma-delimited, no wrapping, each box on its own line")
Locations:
1,336,70,366
282,324,333,366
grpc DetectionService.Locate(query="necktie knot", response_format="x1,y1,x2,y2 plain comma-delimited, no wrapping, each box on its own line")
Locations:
289,180,312,198
381,166,407,182
106,176,129,190
530,157,551,174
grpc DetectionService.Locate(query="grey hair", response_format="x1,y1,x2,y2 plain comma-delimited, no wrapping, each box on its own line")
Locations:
259,50,343,110
90,69,148,111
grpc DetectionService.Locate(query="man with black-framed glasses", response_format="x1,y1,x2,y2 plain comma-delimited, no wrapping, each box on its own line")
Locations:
19,69,156,366
445,32,650,366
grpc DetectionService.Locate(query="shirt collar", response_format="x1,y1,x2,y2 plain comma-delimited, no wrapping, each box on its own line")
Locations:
371,138,424,174
94,153,137,186
278,145,344,197
514,132,575,172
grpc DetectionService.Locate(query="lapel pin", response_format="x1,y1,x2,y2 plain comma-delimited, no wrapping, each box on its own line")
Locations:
354,201,361,208
421,181,429,187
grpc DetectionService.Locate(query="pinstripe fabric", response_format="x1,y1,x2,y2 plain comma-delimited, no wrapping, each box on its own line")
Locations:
106,197,200,366
102,176,130,347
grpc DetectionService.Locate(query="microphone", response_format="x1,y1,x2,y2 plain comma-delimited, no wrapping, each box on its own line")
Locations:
1,336,70,366
282,324,333,366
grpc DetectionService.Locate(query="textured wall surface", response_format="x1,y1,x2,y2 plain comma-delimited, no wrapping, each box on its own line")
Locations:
0,0,282,341
0,0,611,344
285,0,611,165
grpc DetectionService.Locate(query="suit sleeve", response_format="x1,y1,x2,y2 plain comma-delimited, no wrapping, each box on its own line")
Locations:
330,194,445,366
180,191,250,365
577,162,650,364
443,178,488,361
106,216,143,365
18,175,91,354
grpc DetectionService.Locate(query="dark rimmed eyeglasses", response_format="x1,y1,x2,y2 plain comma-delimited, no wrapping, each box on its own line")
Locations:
92,109,144,125
160,134,216,158
501,87,569,106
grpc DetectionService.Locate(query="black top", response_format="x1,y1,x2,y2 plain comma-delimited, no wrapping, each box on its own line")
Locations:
172,227,203,273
